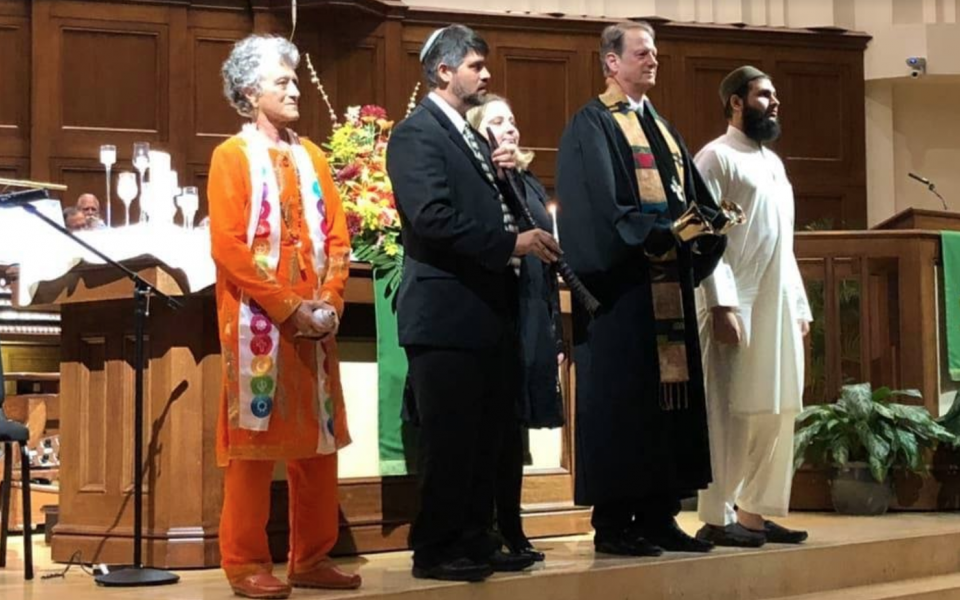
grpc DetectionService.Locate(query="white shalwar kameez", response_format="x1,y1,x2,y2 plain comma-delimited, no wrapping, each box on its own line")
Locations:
694,125,812,526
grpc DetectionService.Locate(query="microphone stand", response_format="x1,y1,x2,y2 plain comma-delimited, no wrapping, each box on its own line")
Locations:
910,174,949,211
2,190,182,587
926,184,948,211
485,128,601,316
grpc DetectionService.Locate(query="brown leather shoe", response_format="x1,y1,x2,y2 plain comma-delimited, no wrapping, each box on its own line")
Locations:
230,573,292,599
289,562,362,590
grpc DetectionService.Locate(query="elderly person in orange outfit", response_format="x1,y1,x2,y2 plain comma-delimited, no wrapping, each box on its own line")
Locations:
209,34,360,599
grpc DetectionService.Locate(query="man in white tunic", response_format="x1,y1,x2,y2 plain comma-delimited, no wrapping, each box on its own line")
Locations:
693,66,811,547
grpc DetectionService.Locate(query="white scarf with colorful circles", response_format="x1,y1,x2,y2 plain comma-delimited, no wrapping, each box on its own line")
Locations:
236,123,336,454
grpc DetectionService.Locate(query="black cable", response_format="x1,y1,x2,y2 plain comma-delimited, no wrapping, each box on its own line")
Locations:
41,549,96,580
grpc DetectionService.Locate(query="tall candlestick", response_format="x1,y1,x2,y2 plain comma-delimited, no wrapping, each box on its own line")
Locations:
100,144,116,227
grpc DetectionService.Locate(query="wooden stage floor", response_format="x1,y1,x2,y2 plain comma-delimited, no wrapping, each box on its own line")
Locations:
3,512,960,600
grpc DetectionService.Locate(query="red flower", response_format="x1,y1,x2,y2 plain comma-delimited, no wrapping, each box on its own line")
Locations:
336,163,361,182
346,211,362,237
360,105,388,120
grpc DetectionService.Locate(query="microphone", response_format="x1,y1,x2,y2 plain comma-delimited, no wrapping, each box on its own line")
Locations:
0,188,50,205
908,172,948,210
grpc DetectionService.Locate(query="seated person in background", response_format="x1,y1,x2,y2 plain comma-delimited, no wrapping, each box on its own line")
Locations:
76,193,105,228
63,206,88,231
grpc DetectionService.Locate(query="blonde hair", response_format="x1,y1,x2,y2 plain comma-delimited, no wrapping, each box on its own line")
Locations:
466,95,535,171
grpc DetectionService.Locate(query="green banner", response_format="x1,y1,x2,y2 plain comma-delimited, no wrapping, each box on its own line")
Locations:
373,271,412,475
942,231,960,381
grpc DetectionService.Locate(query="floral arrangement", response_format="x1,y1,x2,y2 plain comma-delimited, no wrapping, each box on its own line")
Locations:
307,55,419,294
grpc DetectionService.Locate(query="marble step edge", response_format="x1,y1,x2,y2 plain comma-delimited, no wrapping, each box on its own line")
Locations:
771,573,960,600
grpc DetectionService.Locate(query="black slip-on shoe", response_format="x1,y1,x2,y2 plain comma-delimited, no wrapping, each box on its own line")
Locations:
643,520,714,553
412,558,494,582
763,520,808,544
696,523,766,548
594,535,664,557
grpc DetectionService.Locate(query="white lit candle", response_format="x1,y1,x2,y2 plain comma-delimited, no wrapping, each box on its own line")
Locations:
99,144,117,167
548,202,559,243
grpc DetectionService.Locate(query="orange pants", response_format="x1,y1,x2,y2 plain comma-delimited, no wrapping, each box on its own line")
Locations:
219,454,339,582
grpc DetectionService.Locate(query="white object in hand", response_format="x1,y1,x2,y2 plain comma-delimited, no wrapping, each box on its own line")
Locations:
548,202,559,243
312,308,337,331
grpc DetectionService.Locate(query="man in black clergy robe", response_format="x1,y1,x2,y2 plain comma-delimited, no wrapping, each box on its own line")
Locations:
387,24,560,582
556,21,727,556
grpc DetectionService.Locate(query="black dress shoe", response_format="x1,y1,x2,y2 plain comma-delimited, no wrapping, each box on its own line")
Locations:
763,520,808,544
595,535,664,557
412,558,494,582
485,549,536,572
643,520,714,553
504,537,546,562
695,523,766,548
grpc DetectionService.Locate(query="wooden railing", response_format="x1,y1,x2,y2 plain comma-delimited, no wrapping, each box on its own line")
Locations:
795,230,942,414
792,230,955,510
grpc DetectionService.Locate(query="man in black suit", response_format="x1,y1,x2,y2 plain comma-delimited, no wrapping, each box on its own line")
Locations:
386,24,560,582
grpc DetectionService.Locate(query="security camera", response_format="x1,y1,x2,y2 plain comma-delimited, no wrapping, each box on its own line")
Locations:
906,57,927,78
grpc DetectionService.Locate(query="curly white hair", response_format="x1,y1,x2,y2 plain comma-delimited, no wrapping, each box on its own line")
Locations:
221,35,300,118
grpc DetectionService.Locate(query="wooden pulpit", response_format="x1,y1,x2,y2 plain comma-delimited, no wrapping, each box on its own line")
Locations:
34,263,224,568
872,207,960,232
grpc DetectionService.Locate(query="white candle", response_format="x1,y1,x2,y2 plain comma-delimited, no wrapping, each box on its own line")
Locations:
99,144,117,167
548,203,559,243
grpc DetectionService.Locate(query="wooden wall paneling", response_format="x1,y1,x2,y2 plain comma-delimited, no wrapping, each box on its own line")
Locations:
0,11,30,160
795,186,866,230
166,5,191,188
399,40,425,113
187,28,251,167
774,59,849,176
45,3,172,165
186,9,252,173
794,188,846,230
0,158,29,180
293,28,324,145
30,0,55,180
310,11,387,132
497,45,580,187
380,19,406,123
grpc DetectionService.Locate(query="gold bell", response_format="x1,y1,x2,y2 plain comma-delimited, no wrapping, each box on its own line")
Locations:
670,203,715,243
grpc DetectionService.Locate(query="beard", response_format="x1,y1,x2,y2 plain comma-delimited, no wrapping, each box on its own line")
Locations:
742,103,781,143
452,79,485,107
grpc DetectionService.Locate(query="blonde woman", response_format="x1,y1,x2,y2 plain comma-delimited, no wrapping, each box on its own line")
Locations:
467,95,564,561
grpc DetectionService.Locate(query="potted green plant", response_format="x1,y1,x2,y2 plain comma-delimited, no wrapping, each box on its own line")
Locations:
794,383,959,515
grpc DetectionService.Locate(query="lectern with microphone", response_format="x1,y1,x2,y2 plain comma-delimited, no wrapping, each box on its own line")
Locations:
0,180,182,587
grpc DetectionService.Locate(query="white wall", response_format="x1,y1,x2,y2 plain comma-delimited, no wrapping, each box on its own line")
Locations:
891,78,960,215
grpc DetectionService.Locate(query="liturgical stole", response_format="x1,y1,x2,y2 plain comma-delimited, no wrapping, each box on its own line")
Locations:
600,79,691,411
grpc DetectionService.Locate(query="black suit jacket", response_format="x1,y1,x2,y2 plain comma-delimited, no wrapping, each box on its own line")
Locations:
387,97,519,350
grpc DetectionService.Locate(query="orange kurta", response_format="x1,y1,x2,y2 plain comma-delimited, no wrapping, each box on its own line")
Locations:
208,134,351,467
